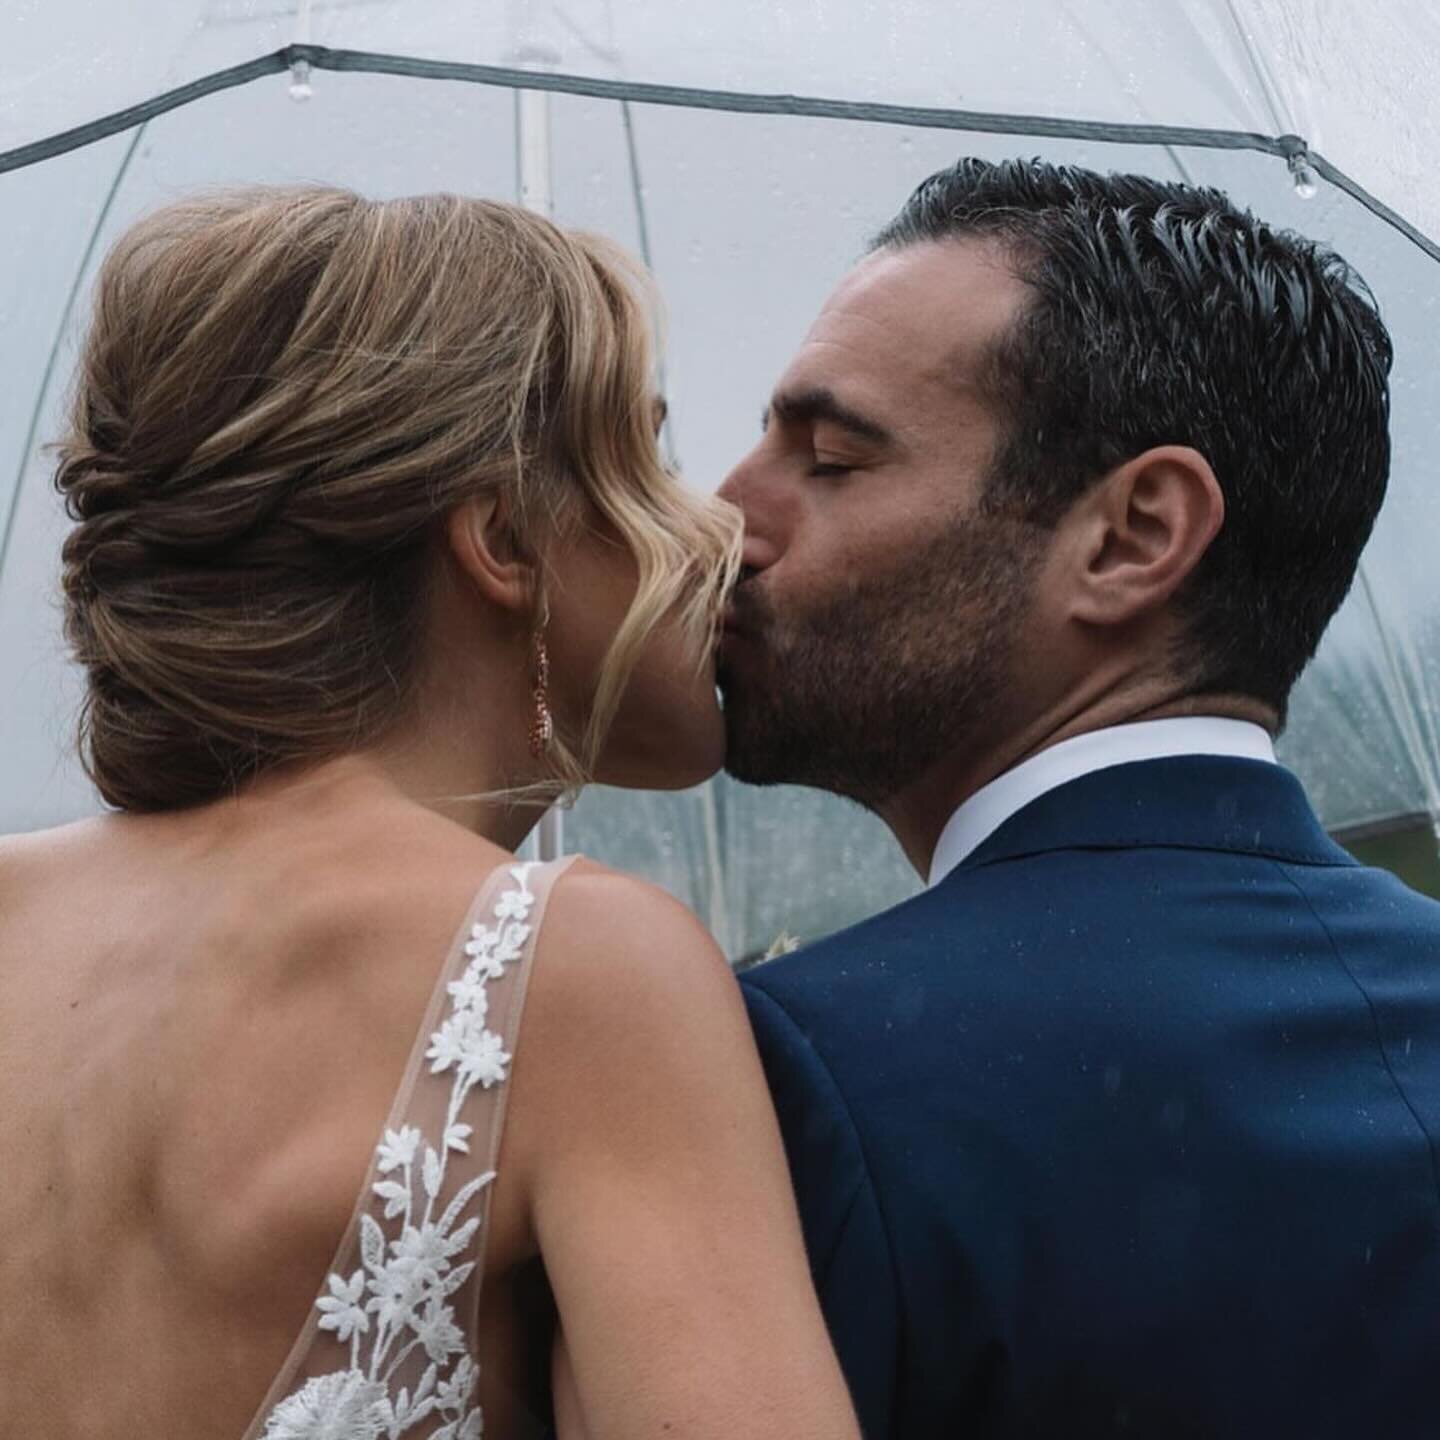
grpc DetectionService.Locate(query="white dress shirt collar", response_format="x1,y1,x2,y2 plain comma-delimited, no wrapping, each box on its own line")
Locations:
926,716,1277,887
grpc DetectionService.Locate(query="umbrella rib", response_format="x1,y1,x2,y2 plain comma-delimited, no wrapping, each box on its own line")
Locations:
619,98,680,469
1221,0,1292,137
1,122,148,582
1354,561,1440,834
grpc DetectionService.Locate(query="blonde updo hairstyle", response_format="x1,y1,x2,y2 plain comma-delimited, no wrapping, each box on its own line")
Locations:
55,187,741,812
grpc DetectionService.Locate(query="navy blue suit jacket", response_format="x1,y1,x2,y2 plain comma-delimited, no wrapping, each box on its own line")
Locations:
741,757,1440,1438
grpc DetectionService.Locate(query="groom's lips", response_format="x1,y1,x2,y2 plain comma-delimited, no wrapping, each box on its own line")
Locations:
722,588,765,633
721,583,772,652
720,613,758,646
718,619,750,666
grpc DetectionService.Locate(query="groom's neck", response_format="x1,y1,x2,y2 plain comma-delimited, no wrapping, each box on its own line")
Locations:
876,684,1278,880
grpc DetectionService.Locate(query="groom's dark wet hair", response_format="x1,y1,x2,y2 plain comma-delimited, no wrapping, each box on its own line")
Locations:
872,157,1393,723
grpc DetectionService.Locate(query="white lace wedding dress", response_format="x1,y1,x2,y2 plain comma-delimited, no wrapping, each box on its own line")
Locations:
239,856,576,1440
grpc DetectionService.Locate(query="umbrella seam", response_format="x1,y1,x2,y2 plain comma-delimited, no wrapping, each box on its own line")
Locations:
0,43,1434,265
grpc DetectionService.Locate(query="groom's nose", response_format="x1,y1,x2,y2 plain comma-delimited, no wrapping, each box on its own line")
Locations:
718,450,784,572
716,451,750,511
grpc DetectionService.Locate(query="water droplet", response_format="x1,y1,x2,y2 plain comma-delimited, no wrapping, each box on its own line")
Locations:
1287,151,1317,199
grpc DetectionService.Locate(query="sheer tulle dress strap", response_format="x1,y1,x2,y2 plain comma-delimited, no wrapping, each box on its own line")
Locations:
242,855,578,1440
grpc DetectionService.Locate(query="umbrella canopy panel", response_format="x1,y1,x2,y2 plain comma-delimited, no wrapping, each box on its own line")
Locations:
2,5,1437,957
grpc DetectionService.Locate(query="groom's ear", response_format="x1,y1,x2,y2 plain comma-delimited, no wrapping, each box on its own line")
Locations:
445,493,536,615
1063,445,1225,627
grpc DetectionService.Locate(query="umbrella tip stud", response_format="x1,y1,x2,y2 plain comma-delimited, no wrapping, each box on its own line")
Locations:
289,57,314,102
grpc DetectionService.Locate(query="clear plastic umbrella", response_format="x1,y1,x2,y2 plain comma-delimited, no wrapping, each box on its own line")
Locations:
4,1,1437,956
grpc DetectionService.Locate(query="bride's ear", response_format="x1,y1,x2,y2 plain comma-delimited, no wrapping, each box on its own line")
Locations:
445,493,536,615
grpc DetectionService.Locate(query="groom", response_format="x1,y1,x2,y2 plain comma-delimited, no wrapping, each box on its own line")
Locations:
719,158,1440,1439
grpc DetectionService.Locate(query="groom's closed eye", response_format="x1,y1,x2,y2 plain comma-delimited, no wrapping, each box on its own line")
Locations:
760,388,895,485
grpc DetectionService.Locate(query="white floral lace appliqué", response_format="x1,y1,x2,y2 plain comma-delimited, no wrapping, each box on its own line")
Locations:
261,864,538,1440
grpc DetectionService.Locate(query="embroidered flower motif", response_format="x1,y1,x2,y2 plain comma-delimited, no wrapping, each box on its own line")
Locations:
365,1258,423,1331
262,1369,386,1439
414,1293,467,1364
464,923,499,958
493,921,531,964
464,951,505,983
390,1220,461,1295
315,1270,369,1343
424,1012,511,1088
435,1356,478,1414
376,1126,422,1175
370,1179,411,1221
446,969,490,1015
462,1029,510,1088
493,885,531,922
438,1410,484,1440
424,1012,476,1074
259,864,539,1440
764,929,802,959
373,1364,438,1433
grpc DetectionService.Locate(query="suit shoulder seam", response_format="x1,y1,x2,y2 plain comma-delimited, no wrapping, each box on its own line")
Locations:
959,839,1355,874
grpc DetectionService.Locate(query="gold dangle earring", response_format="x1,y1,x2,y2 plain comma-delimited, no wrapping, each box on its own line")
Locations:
529,601,553,760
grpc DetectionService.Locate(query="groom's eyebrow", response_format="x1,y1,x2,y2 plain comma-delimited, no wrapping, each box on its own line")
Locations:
764,387,894,446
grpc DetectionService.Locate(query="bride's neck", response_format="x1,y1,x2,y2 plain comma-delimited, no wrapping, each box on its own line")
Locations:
183,586,555,849
216,639,548,852
365,596,555,847
367,721,550,850
208,741,547,855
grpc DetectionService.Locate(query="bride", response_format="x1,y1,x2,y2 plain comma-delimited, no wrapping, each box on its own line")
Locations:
0,188,859,1439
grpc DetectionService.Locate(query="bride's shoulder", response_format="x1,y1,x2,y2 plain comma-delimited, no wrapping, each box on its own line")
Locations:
0,816,107,872
0,817,130,921
493,860,764,1238
538,858,733,996
516,859,745,1092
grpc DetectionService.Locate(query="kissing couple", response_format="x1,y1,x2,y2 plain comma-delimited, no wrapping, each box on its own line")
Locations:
4,158,1437,1440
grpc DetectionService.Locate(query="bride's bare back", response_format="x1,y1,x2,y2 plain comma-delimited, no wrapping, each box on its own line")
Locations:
0,772,856,1439
0,789,523,1434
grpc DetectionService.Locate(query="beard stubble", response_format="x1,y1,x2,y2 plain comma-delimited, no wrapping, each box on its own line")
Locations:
719,509,1043,809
